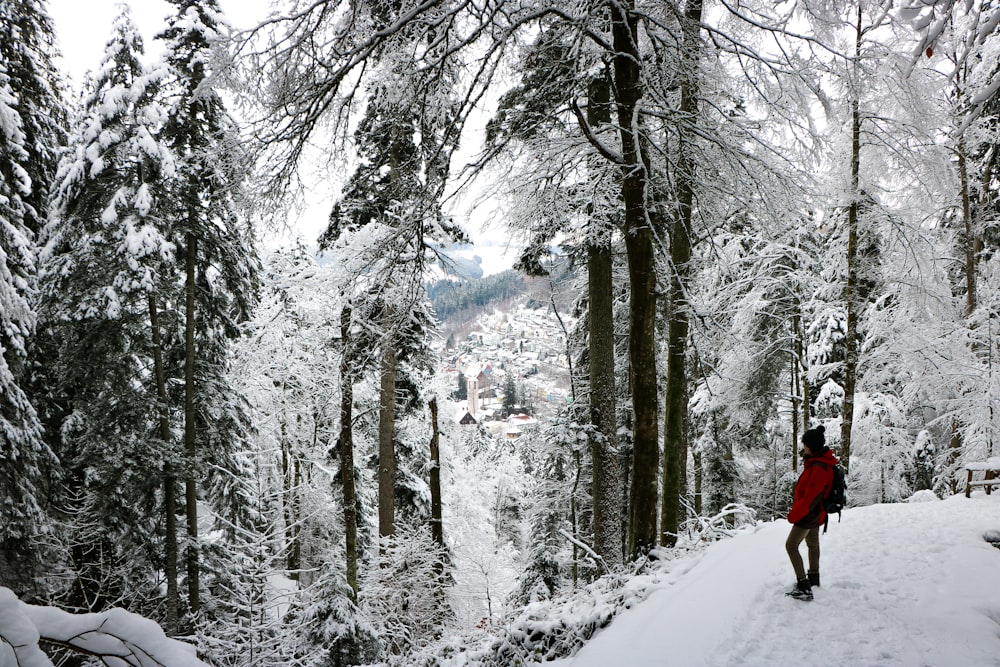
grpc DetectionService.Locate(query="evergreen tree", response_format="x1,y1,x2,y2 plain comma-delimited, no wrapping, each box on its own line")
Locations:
0,0,67,596
0,0,66,236
157,0,261,617
293,565,379,666
502,374,518,415
38,5,177,614
0,59,54,596
319,2,462,543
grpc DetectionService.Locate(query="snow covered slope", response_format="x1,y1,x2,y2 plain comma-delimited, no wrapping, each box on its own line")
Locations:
559,492,1000,667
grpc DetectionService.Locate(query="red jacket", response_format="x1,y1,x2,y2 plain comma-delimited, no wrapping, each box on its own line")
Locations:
787,450,839,527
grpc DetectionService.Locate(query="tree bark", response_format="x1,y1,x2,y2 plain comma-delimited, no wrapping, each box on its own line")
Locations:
378,332,397,539
291,456,301,572
792,307,807,472
958,145,976,317
340,306,359,601
840,6,863,474
148,295,178,634
610,0,659,561
587,72,623,568
661,0,702,548
281,421,298,574
183,232,199,615
693,450,703,516
428,398,444,549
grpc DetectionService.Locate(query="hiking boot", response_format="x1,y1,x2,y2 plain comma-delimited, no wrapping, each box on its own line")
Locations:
785,578,813,601
808,572,820,588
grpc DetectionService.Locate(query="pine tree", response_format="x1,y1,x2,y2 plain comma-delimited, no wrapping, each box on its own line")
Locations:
293,565,379,666
0,61,54,595
320,16,461,541
0,0,67,596
0,0,66,237
38,5,177,613
157,0,260,617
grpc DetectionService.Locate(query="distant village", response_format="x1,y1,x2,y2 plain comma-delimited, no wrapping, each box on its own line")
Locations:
443,303,574,439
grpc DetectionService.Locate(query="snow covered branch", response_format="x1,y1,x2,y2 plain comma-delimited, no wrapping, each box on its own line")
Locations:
0,587,207,667
559,529,609,573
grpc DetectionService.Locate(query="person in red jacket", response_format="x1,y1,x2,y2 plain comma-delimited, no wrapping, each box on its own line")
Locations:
785,425,839,601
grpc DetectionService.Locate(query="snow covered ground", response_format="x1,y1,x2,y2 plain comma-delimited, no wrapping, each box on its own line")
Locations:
553,491,1000,667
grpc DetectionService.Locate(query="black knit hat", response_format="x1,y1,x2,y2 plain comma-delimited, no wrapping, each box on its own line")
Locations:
802,425,827,453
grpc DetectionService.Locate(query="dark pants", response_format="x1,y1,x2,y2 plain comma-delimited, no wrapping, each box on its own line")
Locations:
785,524,820,582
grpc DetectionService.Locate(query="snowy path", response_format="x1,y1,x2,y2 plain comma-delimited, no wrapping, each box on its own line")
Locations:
560,493,1000,667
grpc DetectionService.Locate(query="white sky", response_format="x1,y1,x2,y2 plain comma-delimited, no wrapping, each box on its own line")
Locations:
48,0,273,88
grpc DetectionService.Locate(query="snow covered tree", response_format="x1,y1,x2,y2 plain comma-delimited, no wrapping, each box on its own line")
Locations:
304,0,462,547
157,0,260,617
290,565,378,667
0,0,66,596
850,392,912,504
511,412,589,603
924,0,1000,482
0,58,54,597
362,522,452,656
481,24,626,567
38,5,178,616
0,0,66,237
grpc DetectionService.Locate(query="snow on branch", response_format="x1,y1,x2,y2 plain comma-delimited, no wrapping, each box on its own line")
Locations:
558,529,609,573
0,587,207,667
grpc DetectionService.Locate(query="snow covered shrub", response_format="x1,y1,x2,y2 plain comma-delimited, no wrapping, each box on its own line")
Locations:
906,489,939,503
813,380,846,421
511,546,562,607
682,504,757,543
385,547,711,667
849,392,912,504
361,523,452,657
907,429,936,493
289,568,378,667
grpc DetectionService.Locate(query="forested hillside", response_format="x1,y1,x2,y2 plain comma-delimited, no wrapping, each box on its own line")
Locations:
427,259,576,339
1,0,999,666
427,270,527,323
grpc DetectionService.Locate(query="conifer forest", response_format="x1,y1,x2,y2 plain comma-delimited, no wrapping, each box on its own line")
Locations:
1,0,1000,664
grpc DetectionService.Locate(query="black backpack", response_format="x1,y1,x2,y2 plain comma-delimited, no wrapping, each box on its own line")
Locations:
821,463,847,532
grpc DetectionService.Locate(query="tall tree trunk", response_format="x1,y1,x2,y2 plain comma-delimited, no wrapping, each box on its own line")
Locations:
611,0,659,561
792,308,807,472
956,82,995,316
340,306,359,602
693,450,703,516
791,354,799,471
587,72,623,568
291,455,301,572
428,398,444,549
378,332,397,539
661,0,702,548
958,144,976,317
183,233,200,615
149,295,178,634
840,6,863,474
281,421,297,574
955,137,994,465
571,449,580,586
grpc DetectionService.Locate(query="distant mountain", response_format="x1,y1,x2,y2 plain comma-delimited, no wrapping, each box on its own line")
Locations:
427,270,526,323
437,250,485,281
427,257,578,338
